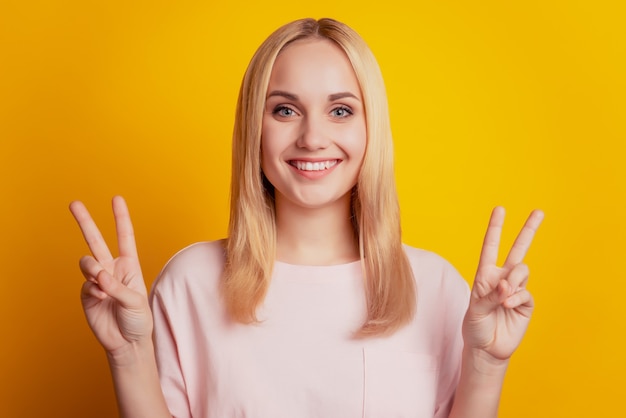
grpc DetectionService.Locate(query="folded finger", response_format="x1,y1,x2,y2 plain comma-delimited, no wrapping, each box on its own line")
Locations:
81,280,108,301
79,255,105,282
506,263,530,294
504,289,534,313
470,279,508,317
96,269,147,310
70,201,114,263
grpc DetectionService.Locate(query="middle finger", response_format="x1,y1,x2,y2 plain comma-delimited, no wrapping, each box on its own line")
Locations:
503,209,544,269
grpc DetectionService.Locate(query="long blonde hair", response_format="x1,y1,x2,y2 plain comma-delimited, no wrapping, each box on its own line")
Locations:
224,18,416,337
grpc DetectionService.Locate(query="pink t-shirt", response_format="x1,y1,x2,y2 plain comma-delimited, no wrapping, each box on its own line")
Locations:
150,241,470,418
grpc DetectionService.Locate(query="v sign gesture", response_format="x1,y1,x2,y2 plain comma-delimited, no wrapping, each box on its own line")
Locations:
463,206,545,361
70,196,171,418
449,207,544,418
70,196,153,354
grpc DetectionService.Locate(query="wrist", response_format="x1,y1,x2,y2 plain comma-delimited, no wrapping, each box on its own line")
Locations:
450,350,509,418
462,347,510,378
106,338,155,369
104,338,171,418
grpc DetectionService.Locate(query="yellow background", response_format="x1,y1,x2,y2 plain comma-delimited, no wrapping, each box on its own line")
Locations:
1,0,624,417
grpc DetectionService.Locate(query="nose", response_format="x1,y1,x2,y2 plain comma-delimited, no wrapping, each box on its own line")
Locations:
296,115,330,150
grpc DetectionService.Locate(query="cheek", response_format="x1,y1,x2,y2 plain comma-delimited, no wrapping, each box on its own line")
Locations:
261,118,298,164
260,128,290,184
347,122,367,161
261,137,277,160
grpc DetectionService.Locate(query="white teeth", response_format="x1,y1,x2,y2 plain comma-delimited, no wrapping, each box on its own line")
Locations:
293,160,338,171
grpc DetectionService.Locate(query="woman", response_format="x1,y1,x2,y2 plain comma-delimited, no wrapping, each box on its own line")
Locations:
70,18,543,417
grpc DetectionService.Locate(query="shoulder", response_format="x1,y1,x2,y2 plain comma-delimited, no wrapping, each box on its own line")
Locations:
402,244,470,299
161,239,226,272
401,245,470,346
150,239,226,299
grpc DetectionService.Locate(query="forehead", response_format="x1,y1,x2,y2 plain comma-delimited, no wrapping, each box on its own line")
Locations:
267,38,361,96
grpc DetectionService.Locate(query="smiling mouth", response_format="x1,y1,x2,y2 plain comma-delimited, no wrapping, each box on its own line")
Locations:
288,160,339,171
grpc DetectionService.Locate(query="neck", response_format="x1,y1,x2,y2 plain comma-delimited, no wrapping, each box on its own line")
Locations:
274,192,359,266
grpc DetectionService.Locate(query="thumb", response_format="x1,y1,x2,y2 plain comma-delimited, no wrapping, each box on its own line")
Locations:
96,269,146,309
470,279,509,317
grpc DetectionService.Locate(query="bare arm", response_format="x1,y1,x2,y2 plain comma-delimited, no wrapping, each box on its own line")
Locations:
70,197,171,418
449,207,544,417
107,340,171,418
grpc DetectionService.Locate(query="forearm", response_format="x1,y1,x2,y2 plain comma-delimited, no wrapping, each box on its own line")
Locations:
448,349,509,418
107,340,172,418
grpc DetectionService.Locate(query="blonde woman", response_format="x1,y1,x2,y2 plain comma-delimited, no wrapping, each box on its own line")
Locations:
71,18,543,418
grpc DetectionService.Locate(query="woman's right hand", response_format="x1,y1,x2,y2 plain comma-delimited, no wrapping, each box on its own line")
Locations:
70,196,153,354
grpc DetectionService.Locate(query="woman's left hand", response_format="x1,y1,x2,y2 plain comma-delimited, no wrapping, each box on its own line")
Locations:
463,207,544,361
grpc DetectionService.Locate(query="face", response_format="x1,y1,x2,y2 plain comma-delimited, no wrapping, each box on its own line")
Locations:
261,38,366,211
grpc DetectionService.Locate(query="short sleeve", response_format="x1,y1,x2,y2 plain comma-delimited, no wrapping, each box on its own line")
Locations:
433,261,470,417
150,272,192,418
148,241,228,417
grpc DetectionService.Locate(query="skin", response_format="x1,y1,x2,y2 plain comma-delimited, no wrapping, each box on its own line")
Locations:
261,38,366,211
70,197,169,418
70,38,544,418
450,206,544,418
261,39,366,265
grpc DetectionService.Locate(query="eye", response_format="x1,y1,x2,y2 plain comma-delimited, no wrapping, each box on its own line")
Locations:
272,105,297,117
330,106,353,118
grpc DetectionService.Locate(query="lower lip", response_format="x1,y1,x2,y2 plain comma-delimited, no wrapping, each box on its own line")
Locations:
289,162,340,180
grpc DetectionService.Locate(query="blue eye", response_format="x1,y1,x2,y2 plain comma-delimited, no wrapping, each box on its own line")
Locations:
331,106,353,118
273,106,296,117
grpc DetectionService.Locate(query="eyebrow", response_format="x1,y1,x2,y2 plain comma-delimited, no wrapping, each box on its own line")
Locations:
328,92,360,102
266,90,361,102
267,90,298,101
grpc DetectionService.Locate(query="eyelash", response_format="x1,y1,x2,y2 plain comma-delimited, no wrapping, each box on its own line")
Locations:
272,105,297,117
330,106,353,118
271,105,354,118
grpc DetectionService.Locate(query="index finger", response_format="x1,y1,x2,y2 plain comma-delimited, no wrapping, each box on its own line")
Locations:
503,209,544,268
69,200,114,262
478,206,506,268
112,196,138,259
